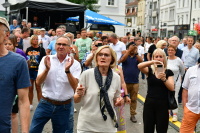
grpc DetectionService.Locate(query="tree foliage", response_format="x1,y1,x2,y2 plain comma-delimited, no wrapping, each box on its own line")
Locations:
67,0,100,12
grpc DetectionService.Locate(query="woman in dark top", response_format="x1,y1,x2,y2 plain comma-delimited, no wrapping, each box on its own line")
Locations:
138,48,174,133
26,35,46,110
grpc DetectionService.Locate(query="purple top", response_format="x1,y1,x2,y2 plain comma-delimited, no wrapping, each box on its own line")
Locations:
16,48,28,60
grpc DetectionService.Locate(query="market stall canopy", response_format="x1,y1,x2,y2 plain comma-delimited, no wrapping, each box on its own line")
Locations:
67,9,126,26
10,0,85,11
10,0,86,30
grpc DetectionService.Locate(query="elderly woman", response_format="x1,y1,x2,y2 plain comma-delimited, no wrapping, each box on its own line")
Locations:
74,45,124,133
167,45,185,121
26,35,46,110
138,48,174,133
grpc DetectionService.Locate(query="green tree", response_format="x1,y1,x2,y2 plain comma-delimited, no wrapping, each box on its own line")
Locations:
67,0,100,12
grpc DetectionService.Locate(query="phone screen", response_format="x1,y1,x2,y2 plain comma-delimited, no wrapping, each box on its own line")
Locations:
157,64,163,73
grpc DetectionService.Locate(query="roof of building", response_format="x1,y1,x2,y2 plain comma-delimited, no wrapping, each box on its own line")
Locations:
126,0,138,7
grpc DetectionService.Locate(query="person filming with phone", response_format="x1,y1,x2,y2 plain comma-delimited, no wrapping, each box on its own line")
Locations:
138,48,174,133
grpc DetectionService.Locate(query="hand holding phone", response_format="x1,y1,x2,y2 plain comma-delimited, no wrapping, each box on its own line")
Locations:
157,64,164,73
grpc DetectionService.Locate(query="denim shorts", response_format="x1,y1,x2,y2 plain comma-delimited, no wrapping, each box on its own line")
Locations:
29,70,38,80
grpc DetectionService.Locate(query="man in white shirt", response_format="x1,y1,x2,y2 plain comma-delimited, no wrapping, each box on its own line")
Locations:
38,28,51,50
134,37,144,59
109,33,126,62
30,36,81,133
180,58,200,133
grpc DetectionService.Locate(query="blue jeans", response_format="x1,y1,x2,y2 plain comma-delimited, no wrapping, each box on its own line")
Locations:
30,98,73,133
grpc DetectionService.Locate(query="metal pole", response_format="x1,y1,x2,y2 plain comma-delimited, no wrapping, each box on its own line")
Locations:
26,7,28,22
160,21,162,39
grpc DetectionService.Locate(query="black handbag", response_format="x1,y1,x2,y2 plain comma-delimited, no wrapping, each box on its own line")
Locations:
168,74,179,110
168,90,178,110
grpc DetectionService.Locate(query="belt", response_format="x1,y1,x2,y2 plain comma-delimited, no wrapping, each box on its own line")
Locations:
42,96,71,105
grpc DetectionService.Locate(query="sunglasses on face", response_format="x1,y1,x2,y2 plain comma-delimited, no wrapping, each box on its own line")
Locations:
56,43,70,47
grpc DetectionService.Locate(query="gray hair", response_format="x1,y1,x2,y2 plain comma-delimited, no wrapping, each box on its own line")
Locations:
56,36,71,45
110,33,118,39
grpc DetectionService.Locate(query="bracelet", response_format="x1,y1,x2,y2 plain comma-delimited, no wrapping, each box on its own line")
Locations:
123,95,129,98
65,70,70,73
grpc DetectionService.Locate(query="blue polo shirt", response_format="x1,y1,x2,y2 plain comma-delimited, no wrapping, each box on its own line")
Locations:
47,40,57,55
0,52,30,132
122,55,140,83
9,25,20,33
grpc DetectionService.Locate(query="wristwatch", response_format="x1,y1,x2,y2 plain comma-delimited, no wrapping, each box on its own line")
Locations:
123,95,129,98
65,70,70,73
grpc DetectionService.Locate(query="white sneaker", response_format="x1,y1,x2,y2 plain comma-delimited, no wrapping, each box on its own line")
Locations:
172,115,178,122
74,108,77,113
30,105,33,111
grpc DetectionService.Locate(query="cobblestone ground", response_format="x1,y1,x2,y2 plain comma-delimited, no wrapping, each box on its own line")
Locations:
22,75,200,133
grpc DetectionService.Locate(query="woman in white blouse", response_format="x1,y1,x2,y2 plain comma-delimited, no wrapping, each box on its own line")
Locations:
74,45,124,133
167,45,185,122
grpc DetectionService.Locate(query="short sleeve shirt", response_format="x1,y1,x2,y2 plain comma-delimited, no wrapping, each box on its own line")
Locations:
75,38,92,60
110,41,126,61
0,52,30,132
47,40,57,55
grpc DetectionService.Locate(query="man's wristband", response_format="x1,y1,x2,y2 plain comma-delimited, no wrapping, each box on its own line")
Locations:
123,95,129,98
65,70,70,73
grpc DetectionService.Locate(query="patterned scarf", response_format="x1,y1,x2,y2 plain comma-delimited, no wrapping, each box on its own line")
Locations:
94,67,118,128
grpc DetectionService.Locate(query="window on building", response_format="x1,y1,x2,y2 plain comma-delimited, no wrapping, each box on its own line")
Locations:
169,8,174,21
182,0,184,7
186,14,188,24
182,15,184,24
165,10,168,21
108,0,115,5
149,2,152,9
132,8,135,13
152,17,156,25
161,11,163,21
194,0,197,9
153,1,157,10
179,0,181,8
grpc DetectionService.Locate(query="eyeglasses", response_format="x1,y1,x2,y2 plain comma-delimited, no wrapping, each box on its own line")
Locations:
5,43,13,46
98,53,111,57
0,29,9,34
56,43,70,46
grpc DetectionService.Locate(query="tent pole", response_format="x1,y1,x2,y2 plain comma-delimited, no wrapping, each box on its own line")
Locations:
49,16,50,30
26,7,28,22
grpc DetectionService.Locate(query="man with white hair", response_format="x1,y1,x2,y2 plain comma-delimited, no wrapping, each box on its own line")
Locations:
164,36,183,59
38,28,51,50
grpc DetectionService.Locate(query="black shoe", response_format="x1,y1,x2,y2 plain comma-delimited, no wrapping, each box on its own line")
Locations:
130,115,137,123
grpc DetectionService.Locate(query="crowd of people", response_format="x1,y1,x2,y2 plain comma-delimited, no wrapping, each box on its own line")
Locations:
1,16,200,133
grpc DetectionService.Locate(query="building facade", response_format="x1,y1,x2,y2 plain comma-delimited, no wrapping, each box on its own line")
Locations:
96,0,126,37
125,0,138,36
137,0,146,36
160,0,176,38
191,0,200,39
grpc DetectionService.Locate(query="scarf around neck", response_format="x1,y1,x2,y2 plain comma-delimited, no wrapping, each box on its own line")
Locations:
94,66,118,128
